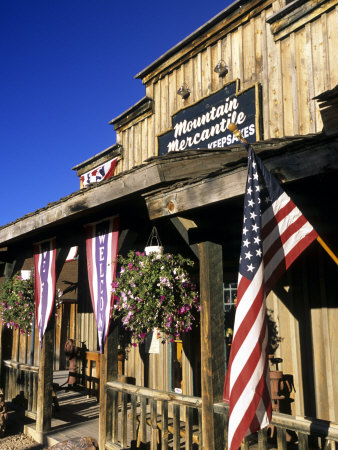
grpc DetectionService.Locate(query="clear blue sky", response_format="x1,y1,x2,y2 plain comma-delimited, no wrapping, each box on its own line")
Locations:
0,1,232,227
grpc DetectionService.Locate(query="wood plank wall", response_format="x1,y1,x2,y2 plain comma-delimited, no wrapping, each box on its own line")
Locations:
266,244,338,423
115,2,338,174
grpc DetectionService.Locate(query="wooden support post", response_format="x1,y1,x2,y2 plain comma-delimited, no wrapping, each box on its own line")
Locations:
199,241,225,450
36,313,55,435
99,322,118,449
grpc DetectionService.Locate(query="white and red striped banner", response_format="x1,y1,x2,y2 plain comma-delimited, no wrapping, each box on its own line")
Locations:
81,157,118,188
34,238,57,347
224,145,317,450
85,216,119,353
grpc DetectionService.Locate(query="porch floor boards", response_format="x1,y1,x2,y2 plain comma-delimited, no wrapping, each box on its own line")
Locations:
24,370,100,448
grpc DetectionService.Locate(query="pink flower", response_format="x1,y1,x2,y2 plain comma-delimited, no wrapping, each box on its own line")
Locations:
132,343,137,347
135,251,141,256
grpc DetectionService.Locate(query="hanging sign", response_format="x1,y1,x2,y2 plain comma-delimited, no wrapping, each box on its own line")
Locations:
158,81,261,155
85,216,119,353
145,328,160,354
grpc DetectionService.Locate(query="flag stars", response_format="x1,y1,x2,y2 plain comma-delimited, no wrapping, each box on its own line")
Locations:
248,199,255,207
245,251,253,260
243,226,248,235
252,223,259,232
250,211,257,220
247,263,255,272
247,187,253,195
254,236,261,245
243,239,250,248
253,172,259,180
256,248,262,257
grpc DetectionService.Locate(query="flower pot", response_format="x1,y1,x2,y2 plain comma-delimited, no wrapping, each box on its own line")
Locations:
21,270,32,280
144,245,164,256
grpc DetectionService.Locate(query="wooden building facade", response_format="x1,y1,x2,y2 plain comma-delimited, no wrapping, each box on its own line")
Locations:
0,0,337,449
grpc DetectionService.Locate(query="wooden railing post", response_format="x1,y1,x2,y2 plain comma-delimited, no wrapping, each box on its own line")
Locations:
36,313,55,435
99,322,118,449
199,241,225,450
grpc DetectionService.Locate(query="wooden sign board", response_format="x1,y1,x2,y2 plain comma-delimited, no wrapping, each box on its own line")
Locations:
158,80,261,155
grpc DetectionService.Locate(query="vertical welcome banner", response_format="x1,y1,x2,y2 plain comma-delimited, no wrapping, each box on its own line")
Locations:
34,238,57,347
85,216,119,353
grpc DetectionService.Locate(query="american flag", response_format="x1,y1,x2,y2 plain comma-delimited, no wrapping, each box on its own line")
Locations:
224,145,317,450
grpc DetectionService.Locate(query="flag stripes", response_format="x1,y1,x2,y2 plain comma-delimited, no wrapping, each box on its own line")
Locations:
34,238,57,347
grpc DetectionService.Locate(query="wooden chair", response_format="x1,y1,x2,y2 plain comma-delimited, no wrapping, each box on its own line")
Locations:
85,351,100,401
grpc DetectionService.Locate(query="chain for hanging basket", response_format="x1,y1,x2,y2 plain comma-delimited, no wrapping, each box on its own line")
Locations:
145,226,163,255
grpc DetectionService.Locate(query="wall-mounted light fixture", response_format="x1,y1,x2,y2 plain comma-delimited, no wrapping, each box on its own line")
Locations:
214,60,229,77
177,83,190,99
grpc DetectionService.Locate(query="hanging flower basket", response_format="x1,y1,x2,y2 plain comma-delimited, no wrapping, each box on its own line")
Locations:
0,272,64,334
111,250,200,345
0,273,35,334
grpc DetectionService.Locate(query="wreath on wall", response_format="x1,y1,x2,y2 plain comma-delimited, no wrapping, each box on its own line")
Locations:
111,250,200,345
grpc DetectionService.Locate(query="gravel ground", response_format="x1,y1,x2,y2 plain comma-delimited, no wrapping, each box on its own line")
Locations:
0,415,44,449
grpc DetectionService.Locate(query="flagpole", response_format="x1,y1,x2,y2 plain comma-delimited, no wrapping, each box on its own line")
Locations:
227,123,338,266
316,236,338,265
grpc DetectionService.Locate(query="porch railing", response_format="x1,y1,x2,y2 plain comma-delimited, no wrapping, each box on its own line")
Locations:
105,380,338,450
3,359,38,419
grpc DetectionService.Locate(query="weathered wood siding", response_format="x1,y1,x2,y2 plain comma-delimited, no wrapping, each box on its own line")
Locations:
266,244,338,422
113,1,338,174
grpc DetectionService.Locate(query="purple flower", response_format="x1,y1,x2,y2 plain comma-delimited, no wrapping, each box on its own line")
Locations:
135,251,141,256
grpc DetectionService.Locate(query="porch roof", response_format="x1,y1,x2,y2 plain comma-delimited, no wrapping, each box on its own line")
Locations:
0,132,337,247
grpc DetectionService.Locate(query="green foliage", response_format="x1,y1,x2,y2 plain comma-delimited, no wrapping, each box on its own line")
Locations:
111,250,200,345
0,273,35,334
